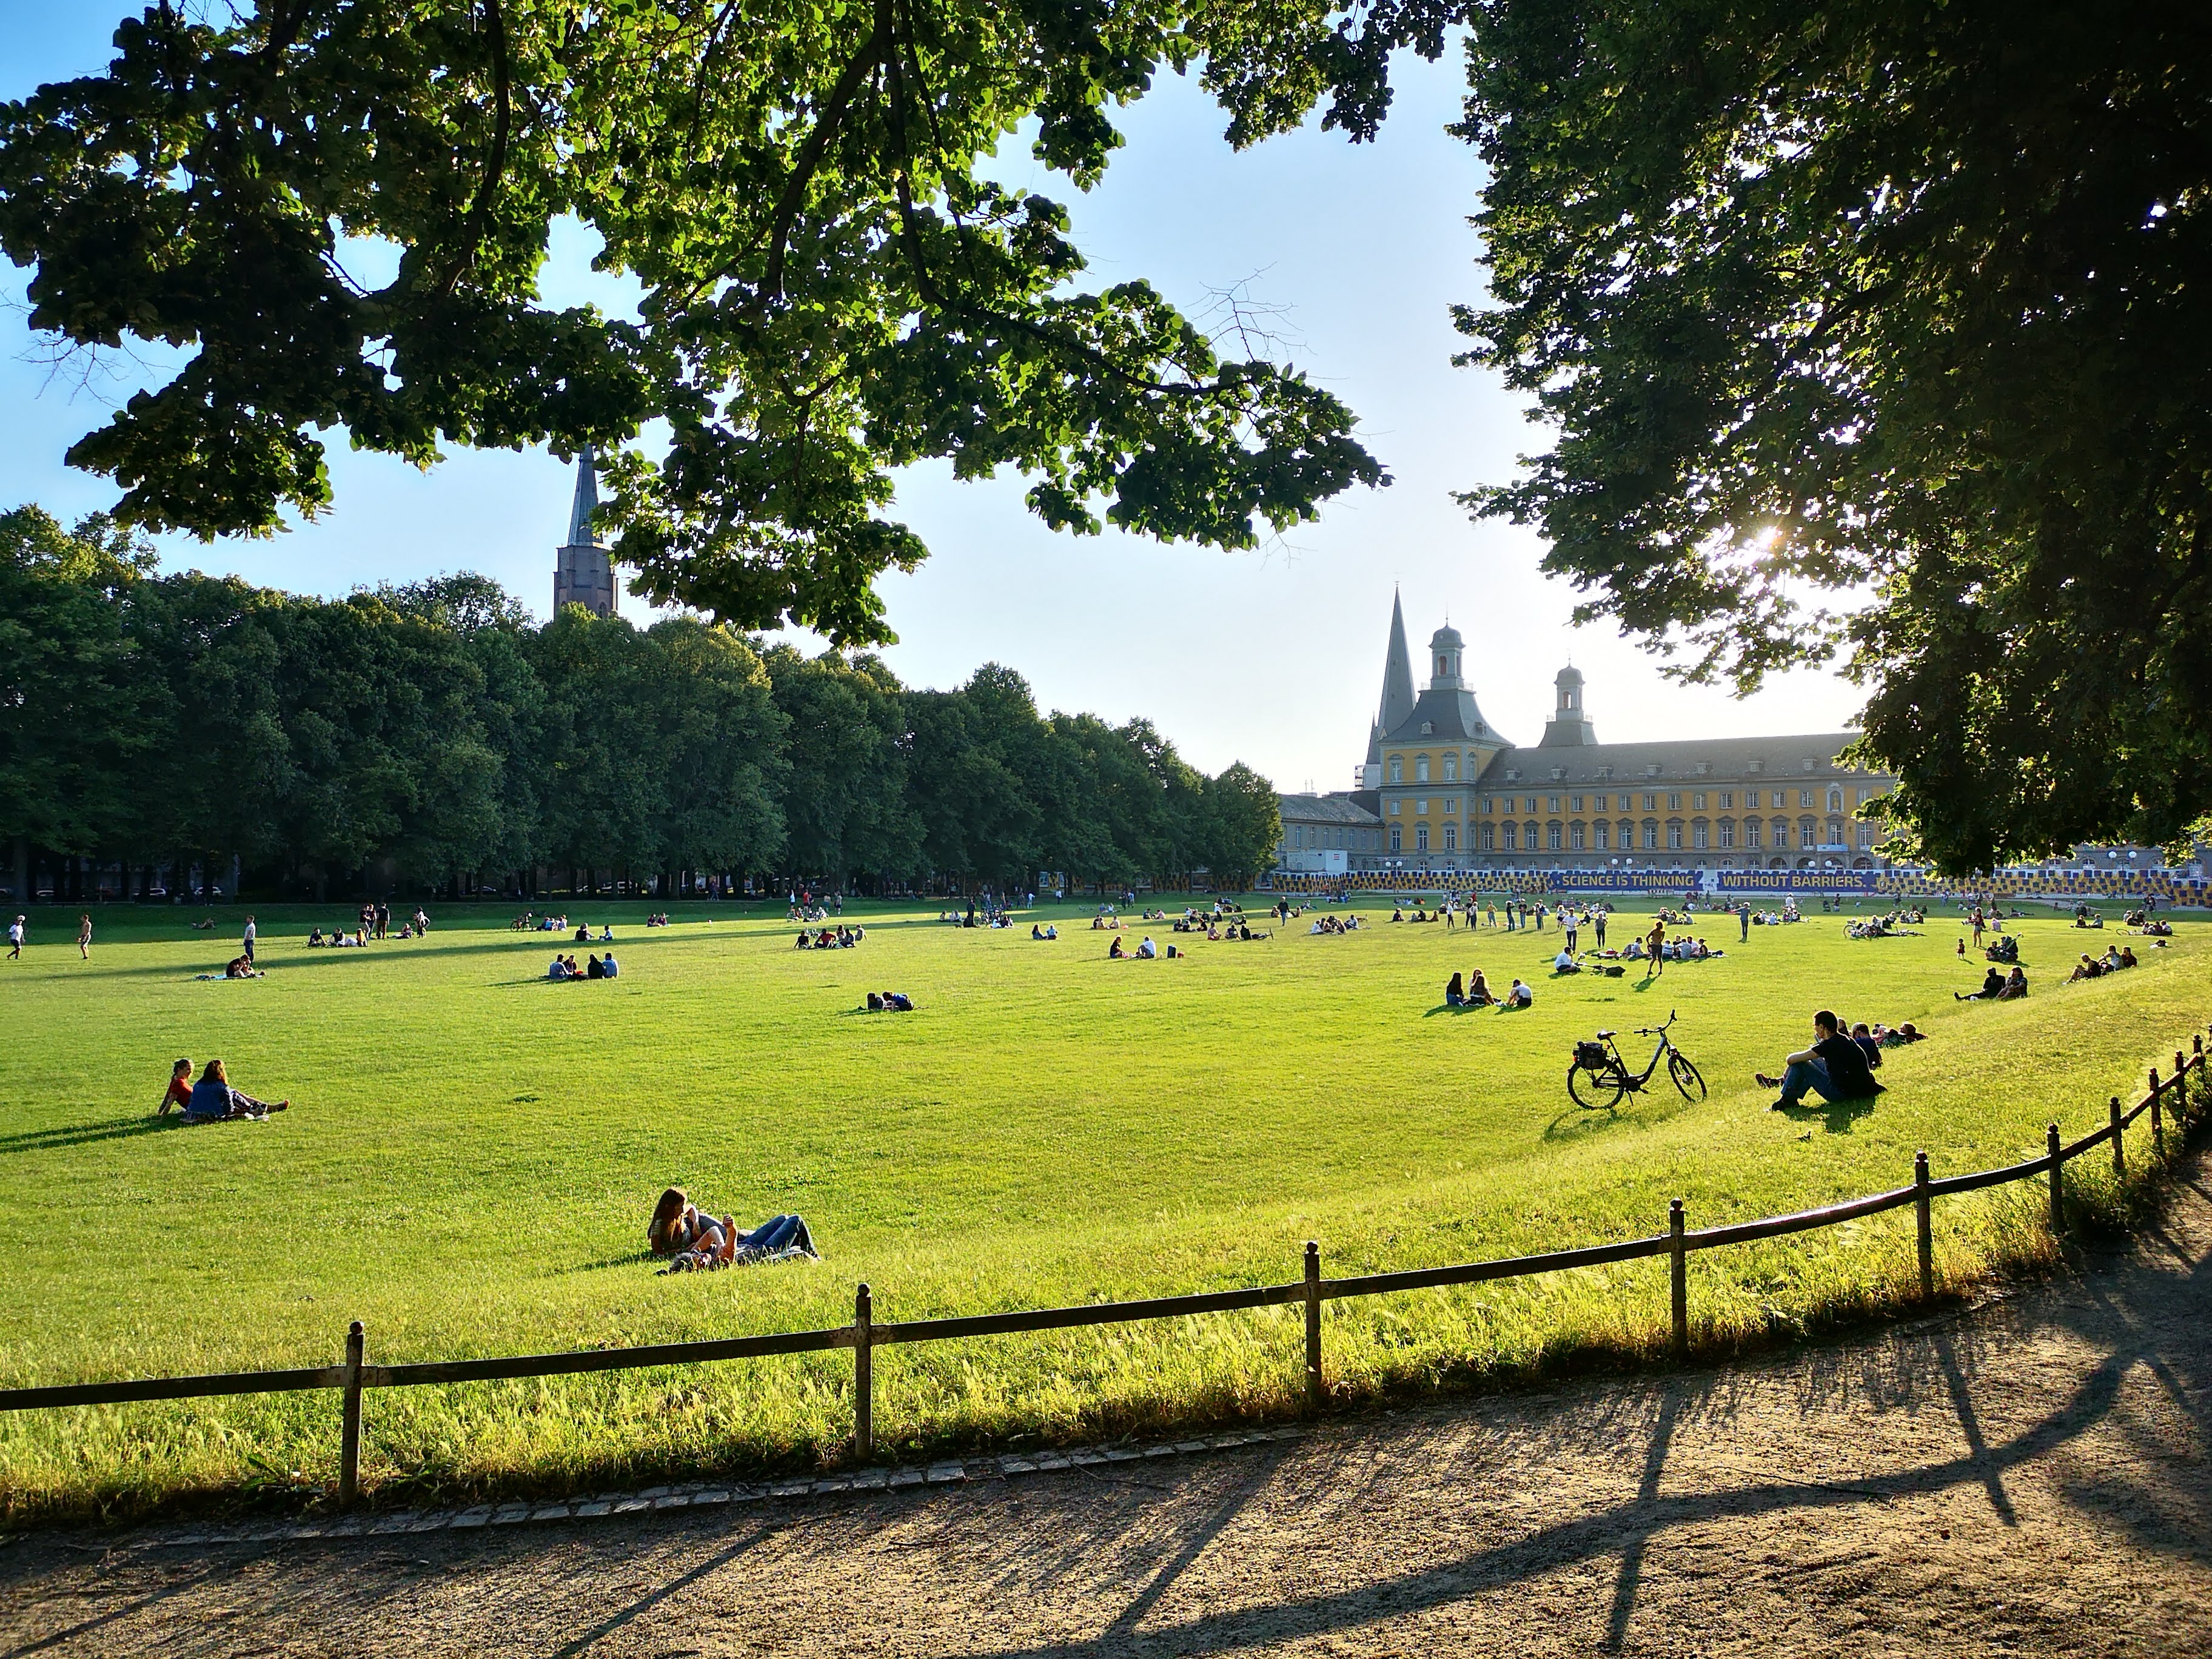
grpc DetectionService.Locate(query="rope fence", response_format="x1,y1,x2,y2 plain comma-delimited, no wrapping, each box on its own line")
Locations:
5,1031,2205,1507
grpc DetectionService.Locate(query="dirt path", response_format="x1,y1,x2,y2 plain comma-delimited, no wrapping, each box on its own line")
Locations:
6,1170,2212,1658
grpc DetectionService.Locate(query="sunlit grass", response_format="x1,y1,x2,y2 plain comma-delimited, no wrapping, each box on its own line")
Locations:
0,891,2197,1520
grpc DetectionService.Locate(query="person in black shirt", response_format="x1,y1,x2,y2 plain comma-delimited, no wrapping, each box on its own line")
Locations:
1956,967,2005,1001
1755,1010,1885,1110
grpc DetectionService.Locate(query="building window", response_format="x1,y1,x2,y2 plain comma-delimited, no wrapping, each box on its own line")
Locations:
1692,820,1708,851
1525,821,1540,850
1570,821,1586,851
1800,789,1814,808
1642,794,1656,811
1570,795,1583,813
1643,820,1660,850
1744,820,1761,850
1667,793,1681,811
1415,799,1427,815
1390,825,1403,852
1618,818,1634,849
1667,822,1683,851
1443,755,1458,782
1389,757,1403,783
1720,791,1734,809
1546,795,1560,813
1501,822,1517,851
1481,823,1495,851
1798,819,1816,848
1828,819,1845,845
1293,826,1304,848
1444,824,1458,851
1444,797,1458,815
1416,756,1430,783
1718,819,1735,849
1773,791,1786,808
1692,793,1706,811
1547,822,1563,851
1416,825,1429,853
1480,797,1492,814
1594,821,1610,852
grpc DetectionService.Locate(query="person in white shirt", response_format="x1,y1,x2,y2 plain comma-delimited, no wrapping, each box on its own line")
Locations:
242,914,257,965
7,916,22,960
1553,948,1580,974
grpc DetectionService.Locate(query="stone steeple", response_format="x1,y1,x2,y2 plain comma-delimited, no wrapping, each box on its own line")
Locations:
553,446,618,617
1361,589,1418,785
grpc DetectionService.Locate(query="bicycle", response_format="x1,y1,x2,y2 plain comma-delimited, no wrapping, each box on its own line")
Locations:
1566,1010,1708,1110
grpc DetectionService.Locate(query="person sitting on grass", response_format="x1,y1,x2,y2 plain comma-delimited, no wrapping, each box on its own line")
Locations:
549,955,572,980
1137,935,1158,959
1503,977,1533,1007
2119,945,2139,968
1875,1021,1927,1047
600,951,619,978
1553,947,1581,975
158,1057,195,1115
1850,1022,1884,1071
1754,1010,1884,1111
1997,965,2029,1000
586,953,605,979
223,954,261,979
183,1057,288,1121
1466,968,1496,1007
1110,934,1127,959
1444,970,1467,1007
307,926,326,947
1957,965,2005,1000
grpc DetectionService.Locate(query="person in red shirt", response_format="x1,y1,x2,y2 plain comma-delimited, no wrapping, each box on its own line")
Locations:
158,1057,194,1116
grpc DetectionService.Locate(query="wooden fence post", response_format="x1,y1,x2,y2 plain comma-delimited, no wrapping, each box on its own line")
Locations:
2174,1051,2190,1131
1668,1199,1687,1360
2047,1122,2064,1236
339,1319,364,1508
2113,1093,2127,1180
1304,1241,1323,1410
854,1283,874,1462
1914,1151,1933,1298
2153,1067,2167,1157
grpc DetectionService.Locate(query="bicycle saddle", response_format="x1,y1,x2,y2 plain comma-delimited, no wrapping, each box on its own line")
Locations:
1595,1028,1614,1038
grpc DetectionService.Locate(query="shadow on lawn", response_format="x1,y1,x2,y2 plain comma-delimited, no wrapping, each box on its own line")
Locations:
0,1114,179,1156
1771,1097,1878,1134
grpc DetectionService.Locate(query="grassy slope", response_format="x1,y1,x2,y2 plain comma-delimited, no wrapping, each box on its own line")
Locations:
0,894,2199,1518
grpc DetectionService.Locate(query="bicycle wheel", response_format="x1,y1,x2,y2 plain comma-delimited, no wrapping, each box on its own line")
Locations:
1568,1060,1629,1111
1667,1050,1708,1102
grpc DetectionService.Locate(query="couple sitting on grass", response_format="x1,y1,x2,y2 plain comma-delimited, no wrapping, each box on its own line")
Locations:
1443,970,1532,1008
1755,1010,1886,1112
649,1188,819,1273
158,1057,288,1121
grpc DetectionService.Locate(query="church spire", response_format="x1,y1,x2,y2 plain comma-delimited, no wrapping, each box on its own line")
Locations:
1361,588,1420,783
565,444,602,549
1377,587,1416,738
553,446,618,617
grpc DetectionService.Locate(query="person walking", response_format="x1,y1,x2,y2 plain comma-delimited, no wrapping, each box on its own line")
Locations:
242,914,256,967
7,914,22,960
1738,902,1751,942
1594,908,1607,949
77,913,92,960
1564,912,1579,953
1646,915,1666,976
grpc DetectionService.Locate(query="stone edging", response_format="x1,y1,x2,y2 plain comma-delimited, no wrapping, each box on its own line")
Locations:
10,1426,1307,1550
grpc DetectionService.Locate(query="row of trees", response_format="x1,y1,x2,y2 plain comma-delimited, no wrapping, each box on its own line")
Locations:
0,509,1282,902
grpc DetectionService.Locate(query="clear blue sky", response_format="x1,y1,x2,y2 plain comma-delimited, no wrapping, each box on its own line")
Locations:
0,7,1862,791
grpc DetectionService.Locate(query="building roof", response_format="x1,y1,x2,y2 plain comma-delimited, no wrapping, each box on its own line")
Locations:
565,446,605,550
1475,733,1871,787
1278,791,1382,826
1382,685,1501,746
1366,591,1419,766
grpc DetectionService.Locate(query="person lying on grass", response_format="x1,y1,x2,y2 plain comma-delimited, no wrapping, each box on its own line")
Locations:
862,991,915,1011
649,1188,819,1272
181,1057,288,1121
1755,1010,1884,1111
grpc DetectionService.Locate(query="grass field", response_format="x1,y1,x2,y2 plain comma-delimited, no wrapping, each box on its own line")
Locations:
0,890,2200,1521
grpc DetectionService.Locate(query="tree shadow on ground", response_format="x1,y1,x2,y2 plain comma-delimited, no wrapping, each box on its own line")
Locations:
0,1114,180,1156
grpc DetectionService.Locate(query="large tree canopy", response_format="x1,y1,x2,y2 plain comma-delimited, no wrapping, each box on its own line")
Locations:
0,1,1423,642
1452,0,2212,870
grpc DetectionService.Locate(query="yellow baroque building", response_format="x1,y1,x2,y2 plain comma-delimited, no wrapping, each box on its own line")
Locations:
1276,593,1895,876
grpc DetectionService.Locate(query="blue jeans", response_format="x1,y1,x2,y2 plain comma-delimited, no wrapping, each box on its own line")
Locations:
1778,1058,1837,1104
734,1214,815,1259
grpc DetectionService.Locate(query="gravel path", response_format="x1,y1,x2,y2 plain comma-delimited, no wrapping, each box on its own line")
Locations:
6,1167,2211,1658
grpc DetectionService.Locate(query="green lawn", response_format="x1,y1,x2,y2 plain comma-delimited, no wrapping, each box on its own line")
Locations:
0,891,2199,1521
